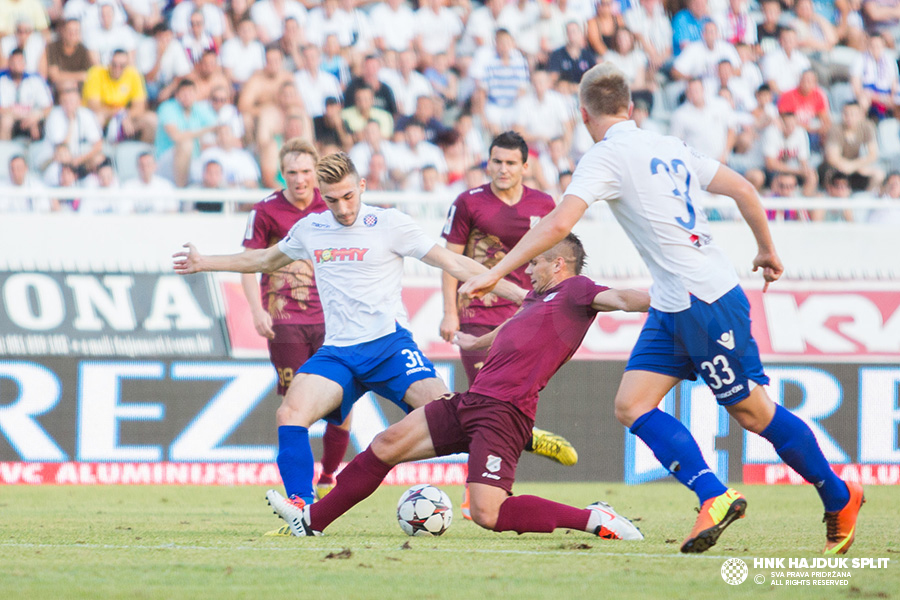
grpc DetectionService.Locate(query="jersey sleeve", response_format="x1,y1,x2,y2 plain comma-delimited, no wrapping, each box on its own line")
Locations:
564,145,621,206
389,209,438,259
242,206,270,249
684,142,722,188
441,194,471,244
277,220,311,261
569,276,610,315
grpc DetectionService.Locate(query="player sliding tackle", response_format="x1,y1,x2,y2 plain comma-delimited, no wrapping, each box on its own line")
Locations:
274,234,649,539
460,63,864,555
173,152,575,515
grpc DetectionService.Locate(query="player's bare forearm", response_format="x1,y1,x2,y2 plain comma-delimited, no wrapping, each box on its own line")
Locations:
423,245,526,304
173,244,291,275
592,288,650,313
454,323,502,352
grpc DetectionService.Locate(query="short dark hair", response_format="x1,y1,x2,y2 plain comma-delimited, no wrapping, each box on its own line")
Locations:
175,79,196,93
545,233,587,276
489,131,528,164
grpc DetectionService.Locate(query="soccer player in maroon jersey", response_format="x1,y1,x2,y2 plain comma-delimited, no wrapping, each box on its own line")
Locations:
286,234,651,539
241,138,351,510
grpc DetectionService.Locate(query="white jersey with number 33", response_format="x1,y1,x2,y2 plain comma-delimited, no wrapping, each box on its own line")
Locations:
565,120,740,312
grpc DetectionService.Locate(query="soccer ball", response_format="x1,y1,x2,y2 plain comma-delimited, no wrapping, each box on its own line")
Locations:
396,484,453,537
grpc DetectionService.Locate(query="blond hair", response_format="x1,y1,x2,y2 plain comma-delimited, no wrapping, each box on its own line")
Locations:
316,152,359,185
578,63,631,118
279,138,318,171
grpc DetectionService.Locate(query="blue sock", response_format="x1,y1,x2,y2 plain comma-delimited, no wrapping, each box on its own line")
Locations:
759,404,849,512
277,425,315,504
630,409,728,504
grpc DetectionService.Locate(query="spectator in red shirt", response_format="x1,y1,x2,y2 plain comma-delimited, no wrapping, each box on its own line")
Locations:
777,69,831,151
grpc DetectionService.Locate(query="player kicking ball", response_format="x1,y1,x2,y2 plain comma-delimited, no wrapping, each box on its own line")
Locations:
269,234,649,540
174,152,576,521
461,64,864,555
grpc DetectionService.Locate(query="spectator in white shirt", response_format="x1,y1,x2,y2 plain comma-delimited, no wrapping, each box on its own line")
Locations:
396,121,447,191
138,22,191,103
380,48,433,117
191,124,260,188
80,157,130,214
499,0,543,56
464,0,505,51
0,49,52,140
293,44,342,118
44,85,103,175
1,153,54,212
850,33,899,120
64,0,126,39
220,17,265,86
250,0,307,45
763,110,818,196
305,0,354,48
671,20,740,83
122,151,180,212
370,0,416,53
471,28,530,135
762,27,811,95
670,78,736,163
414,0,464,64
84,1,137,66
181,9,217,65
170,0,227,48
513,69,574,150
0,18,44,75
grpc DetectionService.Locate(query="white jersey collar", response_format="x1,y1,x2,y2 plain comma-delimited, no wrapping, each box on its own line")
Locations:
603,120,637,140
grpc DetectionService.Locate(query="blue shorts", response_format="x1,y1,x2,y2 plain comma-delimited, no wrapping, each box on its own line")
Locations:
625,285,769,405
298,324,438,424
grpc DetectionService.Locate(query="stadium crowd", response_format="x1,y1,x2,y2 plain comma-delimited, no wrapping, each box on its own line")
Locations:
2,0,900,220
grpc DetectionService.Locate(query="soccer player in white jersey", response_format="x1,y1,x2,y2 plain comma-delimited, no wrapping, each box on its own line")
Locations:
173,152,570,523
461,64,864,555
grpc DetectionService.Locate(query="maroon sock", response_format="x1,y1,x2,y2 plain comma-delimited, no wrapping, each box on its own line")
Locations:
319,424,351,481
308,447,392,531
493,495,591,534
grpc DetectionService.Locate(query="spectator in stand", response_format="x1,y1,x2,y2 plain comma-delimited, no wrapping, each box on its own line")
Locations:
41,143,73,185
171,0,227,49
155,78,217,187
64,0,127,40
122,150,180,212
792,0,838,64
209,84,243,139
395,120,447,190
370,0,416,53
137,22,191,103
0,49,52,140
546,21,598,94
420,163,447,194
256,80,313,188
199,158,225,192
80,156,127,214
192,124,260,188
380,48,433,118
817,168,855,222
321,34,350,88
277,16,306,73
344,53,397,116
44,84,103,176
513,69,574,151
735,41,763,95
187,48,229,102
605,29,655,109
869,170,900,223
313,96,352,152
120,0,164,35
836,0,867,50
631,97,666,134
342,84,393,141
305,0,355,48
777,69,831,151
671,20,740,83
414,0,464,67
250,0,308,45
238,45,293,144
363,151,392,191
756,0,787,56
624,0,673,73
717,0,757,47
424,52,458,110
464,0,505,51
713,59,756,115
861,0,900,46
181,9,217,66
471,29,530,135
672,0,711,56
294,44,342,119
0,154,53,212
850,33,899,120
395,95,447,144
1,18,44,76
586,0,625,57
763,110,818,196
84,1,137,66
83,50,155,143
0,0,49,38
499,0,543,57
537,135,577,195
348,118,403,180
766,171,804,221
670,77,735,164
762,27,811,95
42,19,93,91
822,101,884,192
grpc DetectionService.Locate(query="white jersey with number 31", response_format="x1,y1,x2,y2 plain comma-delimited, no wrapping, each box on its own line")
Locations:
565,120,740,312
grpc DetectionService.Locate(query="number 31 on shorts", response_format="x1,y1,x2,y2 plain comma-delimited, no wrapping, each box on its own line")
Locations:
402,349,425,368
700,355,735,390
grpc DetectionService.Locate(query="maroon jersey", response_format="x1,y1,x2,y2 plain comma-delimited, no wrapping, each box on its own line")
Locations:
242,190,326,326
469,276,608,420
441,185,555,326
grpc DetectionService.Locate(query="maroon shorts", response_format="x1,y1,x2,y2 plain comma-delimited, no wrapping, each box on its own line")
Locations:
424,391,533,493
268,323,326,395
458,323,495,385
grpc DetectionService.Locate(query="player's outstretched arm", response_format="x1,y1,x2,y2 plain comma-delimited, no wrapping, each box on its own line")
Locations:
173,243,293,275
241,271,275,340
459,196,588,298
591,288,651,313
706,165,784,291
439,242,466,342
421,245,527,304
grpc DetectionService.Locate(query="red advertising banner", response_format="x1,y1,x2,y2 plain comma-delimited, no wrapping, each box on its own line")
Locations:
743,464,900,485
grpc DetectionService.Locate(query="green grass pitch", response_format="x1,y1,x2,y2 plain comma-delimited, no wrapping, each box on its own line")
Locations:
2,483,898,599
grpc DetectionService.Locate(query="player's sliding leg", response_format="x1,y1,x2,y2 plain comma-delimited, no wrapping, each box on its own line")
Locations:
470,483,643,540
273,373,345,506
316,414,352,500
726,386,863,554
615,370,745,553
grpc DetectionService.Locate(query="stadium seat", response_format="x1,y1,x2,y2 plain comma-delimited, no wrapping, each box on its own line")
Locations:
28,139,52,173
877,119,900,168
0,139,27,172
114,141,154,183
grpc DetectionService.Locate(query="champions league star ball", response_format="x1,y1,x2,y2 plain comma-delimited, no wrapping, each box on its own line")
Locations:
397,484,453,537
